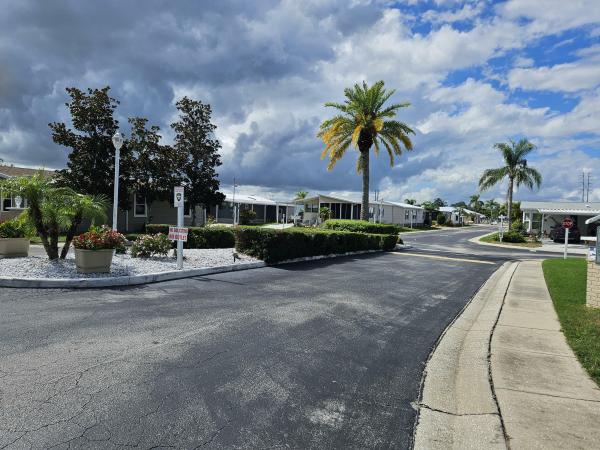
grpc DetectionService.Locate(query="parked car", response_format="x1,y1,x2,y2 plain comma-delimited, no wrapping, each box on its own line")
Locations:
550,224,581,243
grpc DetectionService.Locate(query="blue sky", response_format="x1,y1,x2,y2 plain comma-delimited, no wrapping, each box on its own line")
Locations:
0,0,599,204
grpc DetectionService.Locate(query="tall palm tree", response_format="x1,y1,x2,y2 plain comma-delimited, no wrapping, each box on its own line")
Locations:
404,198,417,205
318,81,414,221
484,199,500,220
469,194,484,212
479,139,542,228
295,190,308,200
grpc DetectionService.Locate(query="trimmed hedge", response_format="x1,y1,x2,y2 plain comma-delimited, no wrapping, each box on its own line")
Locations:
235,227,397,263
145,224,235,249
322,219,400,235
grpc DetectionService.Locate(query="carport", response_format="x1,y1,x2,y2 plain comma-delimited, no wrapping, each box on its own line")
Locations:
521,201,600,237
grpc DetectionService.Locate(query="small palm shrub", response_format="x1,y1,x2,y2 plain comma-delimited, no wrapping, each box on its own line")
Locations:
131,233,172,258
240,209,257,225
73,226,127,252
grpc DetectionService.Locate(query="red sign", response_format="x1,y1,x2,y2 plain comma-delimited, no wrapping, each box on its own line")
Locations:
562,218,574,229
168,226,188,242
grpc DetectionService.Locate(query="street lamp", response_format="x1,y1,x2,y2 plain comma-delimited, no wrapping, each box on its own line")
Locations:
111,131,124,231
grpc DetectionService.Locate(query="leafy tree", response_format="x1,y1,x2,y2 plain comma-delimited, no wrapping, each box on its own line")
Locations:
171,97,225,226
296,190,308,199
479,139,541,229
318,81,414,221
127,117,182,221
421,201,437,211
469,194,483,212
404,198,416,205
50,87,130,207
432,198,447,209
452,201,467,208
436,212,447,225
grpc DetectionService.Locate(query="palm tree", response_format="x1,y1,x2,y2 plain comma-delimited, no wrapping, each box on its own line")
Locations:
295,190,308,200
318,81,414,221
404,198,417,205
484,199,500,220
479,139,542,229
60,194,108,258
469,194,484,212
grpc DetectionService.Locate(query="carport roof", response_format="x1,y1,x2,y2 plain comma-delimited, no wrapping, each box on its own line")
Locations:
521,201,600,215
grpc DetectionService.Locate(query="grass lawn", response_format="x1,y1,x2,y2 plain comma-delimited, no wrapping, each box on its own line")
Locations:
30,235,67,244
543,258,600,385
480,232,542,248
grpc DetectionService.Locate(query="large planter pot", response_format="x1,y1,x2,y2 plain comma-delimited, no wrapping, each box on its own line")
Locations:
0,238,30,258
74,248,115,273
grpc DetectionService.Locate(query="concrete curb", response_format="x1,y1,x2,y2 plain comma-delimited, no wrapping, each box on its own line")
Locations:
413,261,518,449
469,232,541,252
0,249,384,289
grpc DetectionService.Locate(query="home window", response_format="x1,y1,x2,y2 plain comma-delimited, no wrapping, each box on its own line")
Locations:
184,201,192,217
1,196,27,211
134,193,147,217
405,210,409,220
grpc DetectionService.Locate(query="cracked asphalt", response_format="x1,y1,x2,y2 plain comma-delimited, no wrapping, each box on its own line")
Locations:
0,233,505,449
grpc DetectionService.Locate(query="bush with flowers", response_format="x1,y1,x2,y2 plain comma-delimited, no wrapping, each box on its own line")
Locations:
72,226,127,253
130,233,172,258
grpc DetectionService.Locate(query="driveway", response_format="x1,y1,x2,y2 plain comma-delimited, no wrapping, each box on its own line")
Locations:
0,251,500,449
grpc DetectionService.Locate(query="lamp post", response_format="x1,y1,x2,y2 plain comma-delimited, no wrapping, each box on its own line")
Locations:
111,131,124,231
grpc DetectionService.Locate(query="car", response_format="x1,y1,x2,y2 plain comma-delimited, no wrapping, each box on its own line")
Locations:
491,220,498,225
550,223,581,243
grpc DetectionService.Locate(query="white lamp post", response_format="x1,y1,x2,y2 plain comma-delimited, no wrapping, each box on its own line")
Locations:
111,131,124,231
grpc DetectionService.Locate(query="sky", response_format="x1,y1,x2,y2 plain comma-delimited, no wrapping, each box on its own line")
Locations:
0,0,599,204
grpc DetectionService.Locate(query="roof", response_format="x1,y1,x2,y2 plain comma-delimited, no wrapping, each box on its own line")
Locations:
300,193,423,209
439,206,486,217
0,164,56,179
521,201,600,215
223,193,294,206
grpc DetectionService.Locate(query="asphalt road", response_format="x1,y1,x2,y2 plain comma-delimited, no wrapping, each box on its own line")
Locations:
401,225,569,260
0,245,502,449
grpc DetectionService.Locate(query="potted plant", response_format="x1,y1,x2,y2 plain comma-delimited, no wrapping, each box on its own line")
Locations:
72,226,126,273
0,216,32,258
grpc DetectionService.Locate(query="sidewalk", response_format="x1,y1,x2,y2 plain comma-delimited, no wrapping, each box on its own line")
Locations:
414,260,600,449
493,260,600,449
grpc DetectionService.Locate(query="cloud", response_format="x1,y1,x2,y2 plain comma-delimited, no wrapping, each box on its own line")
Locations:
508,58,600,93
0,0,599,205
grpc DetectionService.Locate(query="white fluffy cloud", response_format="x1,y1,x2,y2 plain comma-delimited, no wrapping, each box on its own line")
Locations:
508,59,600,92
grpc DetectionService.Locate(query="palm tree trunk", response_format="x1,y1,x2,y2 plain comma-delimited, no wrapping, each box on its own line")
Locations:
60,214,82,259
507,177,514,230
360,150,369,221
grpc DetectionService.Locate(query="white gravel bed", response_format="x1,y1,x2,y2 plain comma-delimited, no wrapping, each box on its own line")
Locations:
0,248,260,279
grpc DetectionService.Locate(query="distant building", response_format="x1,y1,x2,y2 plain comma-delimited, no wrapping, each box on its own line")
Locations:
438,206,486,224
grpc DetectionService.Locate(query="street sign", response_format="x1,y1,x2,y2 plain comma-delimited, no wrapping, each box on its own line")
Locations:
174,186,184,207
168,226,188,242
563,217,574,229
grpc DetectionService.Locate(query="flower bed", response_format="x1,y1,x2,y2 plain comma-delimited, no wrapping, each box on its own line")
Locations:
0,249,259,279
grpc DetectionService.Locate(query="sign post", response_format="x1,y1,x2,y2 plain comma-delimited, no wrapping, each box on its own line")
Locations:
172,186,186,270
563,217,573,260
499,215,505,242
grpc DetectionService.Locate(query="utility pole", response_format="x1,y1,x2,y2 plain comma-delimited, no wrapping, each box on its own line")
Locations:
587,173,591,203
582,171,586,202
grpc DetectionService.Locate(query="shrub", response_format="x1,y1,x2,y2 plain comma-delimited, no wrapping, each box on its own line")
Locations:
488,231,526,243
322,219,400,235
73,226,126,252
436,213,447,225
131,233,172,258
319,206,332,222
234,227,397,263
240,209,257,225
0,216,33,239
145,224,235,249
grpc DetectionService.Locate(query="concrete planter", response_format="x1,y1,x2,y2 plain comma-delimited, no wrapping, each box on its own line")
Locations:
0,238,30,258
74,248,115,273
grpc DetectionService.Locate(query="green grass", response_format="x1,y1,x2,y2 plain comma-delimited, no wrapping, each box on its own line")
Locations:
480,232,541,248
30,235,67,244
543,258,600,385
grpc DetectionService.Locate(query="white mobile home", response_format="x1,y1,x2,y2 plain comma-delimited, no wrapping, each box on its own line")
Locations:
295,194,424,227
521,201,600,236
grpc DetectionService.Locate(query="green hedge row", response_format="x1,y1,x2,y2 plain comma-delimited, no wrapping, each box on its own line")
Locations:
145,224,235,249
234,227,397,263
322,219,400,235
